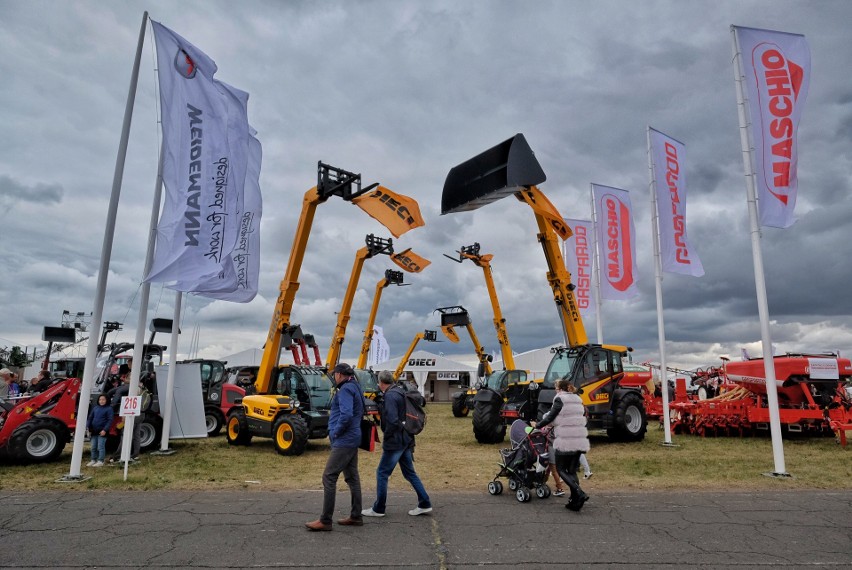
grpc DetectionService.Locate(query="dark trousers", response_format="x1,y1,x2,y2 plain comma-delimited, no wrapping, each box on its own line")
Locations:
321,446,361,524
554,451,585,502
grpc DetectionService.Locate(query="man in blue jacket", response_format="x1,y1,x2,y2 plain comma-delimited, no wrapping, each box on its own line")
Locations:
362,370,432,518
306,362,365,531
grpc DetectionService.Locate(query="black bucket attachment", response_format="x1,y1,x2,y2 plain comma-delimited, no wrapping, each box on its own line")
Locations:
436,306,471,328
441,133,546,215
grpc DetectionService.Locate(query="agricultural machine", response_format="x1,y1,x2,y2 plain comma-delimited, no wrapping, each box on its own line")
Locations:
668,353,852,444
356,269,406,398
442,134,647,441
178,359,246,436
226,163,422,455
393,330,438,382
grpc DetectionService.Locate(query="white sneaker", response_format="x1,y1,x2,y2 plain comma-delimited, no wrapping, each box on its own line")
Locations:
86,460,96,467
408,506,432,516
584,472,593,480
361,508,385,517
92,461,104,467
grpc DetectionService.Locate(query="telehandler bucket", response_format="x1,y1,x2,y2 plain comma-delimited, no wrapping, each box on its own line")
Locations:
441,133,546,215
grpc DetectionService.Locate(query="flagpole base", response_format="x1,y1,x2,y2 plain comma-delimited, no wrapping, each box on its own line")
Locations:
56,474,92,483
150,449,177,456
660,441,679,448
762,471,793,479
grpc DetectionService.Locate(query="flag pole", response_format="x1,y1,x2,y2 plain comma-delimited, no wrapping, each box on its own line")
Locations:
65,11,149,481
731,26,788,477
589,185,603,344
647,127,674,446
158,291,182,452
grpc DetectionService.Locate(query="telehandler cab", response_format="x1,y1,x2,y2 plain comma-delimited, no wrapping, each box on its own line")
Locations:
442,134,647,441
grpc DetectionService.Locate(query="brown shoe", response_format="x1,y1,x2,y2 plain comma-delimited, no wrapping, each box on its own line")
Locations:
337,516,364,526
305,519,332,531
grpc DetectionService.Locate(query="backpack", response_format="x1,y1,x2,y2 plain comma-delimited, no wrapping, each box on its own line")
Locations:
395,385,426,436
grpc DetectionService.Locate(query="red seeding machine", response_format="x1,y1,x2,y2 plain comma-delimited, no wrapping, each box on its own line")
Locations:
641,353,852,445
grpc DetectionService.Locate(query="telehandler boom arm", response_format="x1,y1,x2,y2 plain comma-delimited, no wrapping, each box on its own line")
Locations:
393,330,437,380
436,306,493,376
356,269,404,369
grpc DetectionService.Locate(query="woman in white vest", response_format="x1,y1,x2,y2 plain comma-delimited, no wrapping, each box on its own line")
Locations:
533,378,590,511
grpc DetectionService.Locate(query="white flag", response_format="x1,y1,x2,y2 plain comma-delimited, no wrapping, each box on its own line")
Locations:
649,128,704,277
563,218,595,317
592,184,639,300
172,132,262,302
146,21,253,284
734,26,810,229
368,326,390,367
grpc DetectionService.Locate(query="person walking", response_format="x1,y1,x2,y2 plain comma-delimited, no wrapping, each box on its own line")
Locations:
362,370,432,518
305,362,365,531
533,379,590,511
87,394,114,467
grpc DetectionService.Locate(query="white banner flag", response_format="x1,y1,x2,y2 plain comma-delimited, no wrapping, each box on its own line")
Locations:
734,25,810,229
563,218,595,317
592,184,639,300
172,133,262,301
649,128,704,277
368,325,390,367
146,21,253,284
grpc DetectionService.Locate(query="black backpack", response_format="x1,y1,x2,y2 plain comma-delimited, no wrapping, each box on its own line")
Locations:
394,385,426,436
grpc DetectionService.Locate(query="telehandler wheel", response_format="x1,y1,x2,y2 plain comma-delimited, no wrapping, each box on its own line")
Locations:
607,392,648,442
205,407,225,436
9,417,69,463
472,401,506,444
139,414,163,451
273,414,309,456
226,409,252,446
451,392,470,417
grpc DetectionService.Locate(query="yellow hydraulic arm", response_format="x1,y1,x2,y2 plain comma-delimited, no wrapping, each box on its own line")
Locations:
393,330,437,380
356,269,404,369
436,306,493,376
445,243,516,369
325,235,394,369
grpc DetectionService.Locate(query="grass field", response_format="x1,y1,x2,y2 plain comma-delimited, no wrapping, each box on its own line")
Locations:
2,403,850,492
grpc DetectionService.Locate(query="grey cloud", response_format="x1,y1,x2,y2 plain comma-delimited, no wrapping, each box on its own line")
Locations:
0,175,63,203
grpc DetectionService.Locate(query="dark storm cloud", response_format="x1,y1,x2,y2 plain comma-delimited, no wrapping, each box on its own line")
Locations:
0,175,63,204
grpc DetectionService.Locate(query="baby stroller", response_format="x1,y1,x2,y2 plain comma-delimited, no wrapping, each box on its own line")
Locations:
488,419,553,502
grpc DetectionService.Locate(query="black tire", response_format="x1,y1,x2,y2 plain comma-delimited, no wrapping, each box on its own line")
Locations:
139,414,162,451
472,401,506,444
607,392,648,442
272,414,309,456
8,418,69,463
205,407,225,436
226,409,252,446
451,392,470,417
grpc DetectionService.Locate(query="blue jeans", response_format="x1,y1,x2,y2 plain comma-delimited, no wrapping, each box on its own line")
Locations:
372,446,430,514
90,434,107,462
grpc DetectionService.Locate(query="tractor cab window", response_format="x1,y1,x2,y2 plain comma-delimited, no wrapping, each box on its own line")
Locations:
275,371,292,397
199,363,213,396
505,370,527,386
543,349,579,389
301,369,333,410
580,349,611,385
486,371,509,392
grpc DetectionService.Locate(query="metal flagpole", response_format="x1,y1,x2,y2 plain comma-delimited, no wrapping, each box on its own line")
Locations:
731,26,788,477
158,291,182,452
64,11,149,481
647,127,674,446
589,185,603,344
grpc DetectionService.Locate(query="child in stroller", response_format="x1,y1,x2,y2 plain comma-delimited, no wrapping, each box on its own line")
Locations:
488,419,553,502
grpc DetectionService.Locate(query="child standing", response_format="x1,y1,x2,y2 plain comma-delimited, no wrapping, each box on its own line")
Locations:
87,394,114,467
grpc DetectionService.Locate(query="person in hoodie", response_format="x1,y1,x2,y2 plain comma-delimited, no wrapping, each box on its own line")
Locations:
305,362,365,531
87,394,114,467
533,378,590,511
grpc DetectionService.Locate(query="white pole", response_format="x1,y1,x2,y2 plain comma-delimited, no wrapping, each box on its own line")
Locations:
590,186,603,344
159,291,182,451
647,126,673,445
731,26,787,476
66,11,148,480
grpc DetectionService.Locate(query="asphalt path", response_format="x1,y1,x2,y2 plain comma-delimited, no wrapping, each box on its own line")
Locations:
0,489,850,569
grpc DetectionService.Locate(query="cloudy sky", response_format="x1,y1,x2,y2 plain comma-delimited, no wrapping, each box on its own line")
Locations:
2,0,851,372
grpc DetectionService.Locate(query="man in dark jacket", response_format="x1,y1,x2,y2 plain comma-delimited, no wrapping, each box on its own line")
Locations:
362,371,432,518
306,362,364,531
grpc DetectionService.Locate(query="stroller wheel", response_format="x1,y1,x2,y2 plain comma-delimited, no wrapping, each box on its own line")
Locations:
508,478,518,491
488,480,503,495
516,487,531,503
536,484,550,499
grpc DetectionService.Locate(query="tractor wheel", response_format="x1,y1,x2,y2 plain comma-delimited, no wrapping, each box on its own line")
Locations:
487,481,503,495
139,414,163,451
607,392,648,442
9,417,69,463
205,407,225,436
226,409,252,446
451,392,470,417
472,401,506,444
272,414,309,456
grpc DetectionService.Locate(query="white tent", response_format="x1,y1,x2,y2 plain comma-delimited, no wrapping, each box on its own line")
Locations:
372,350,476,400
218,348,264,367
493,343,561,379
